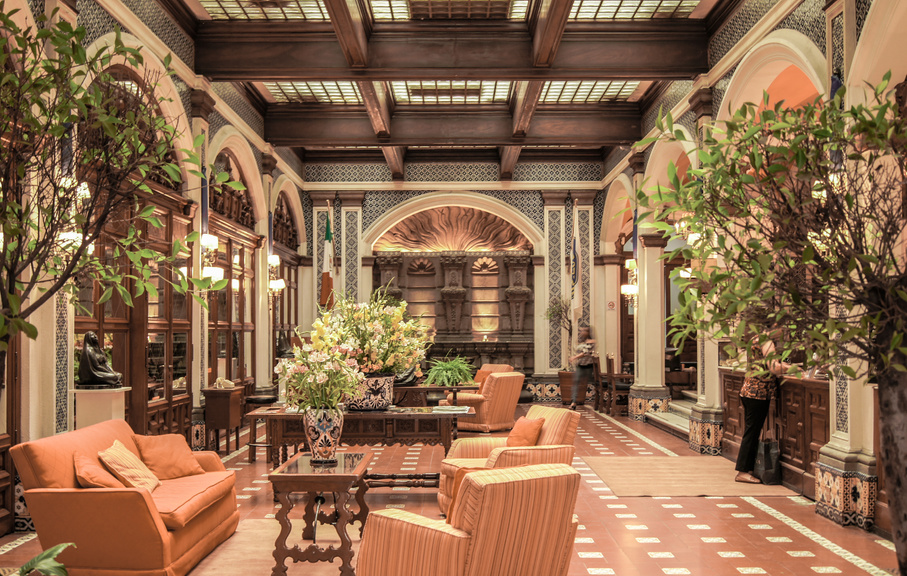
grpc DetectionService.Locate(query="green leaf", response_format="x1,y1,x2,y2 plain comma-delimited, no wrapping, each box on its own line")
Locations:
18,542,75,576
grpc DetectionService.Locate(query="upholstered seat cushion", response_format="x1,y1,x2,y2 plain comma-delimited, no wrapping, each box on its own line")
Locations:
151,471,235,530
440,458,486,479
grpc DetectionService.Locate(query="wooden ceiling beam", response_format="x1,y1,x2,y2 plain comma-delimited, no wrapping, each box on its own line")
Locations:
512,80,544,137
499,146,523,180
357,81,393,137
195,22,708,81
382,146,406,180
531,0,575,67
266,109,641,147
322,0,370,67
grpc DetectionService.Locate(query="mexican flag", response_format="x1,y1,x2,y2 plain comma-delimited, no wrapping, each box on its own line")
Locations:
319,210,334,309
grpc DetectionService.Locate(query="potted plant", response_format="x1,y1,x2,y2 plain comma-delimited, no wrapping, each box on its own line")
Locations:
422,356,475,387
311,286,431,410
546,298,587,405
274,341,363,463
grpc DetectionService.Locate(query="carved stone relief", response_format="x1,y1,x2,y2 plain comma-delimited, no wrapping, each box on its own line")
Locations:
373,206,532,253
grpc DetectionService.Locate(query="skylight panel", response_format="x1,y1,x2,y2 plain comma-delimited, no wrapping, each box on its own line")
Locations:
540,81,639,104
199,0,331,21
371,0,528,21
569,0,700,20
391,81,512,105
264,82,363,104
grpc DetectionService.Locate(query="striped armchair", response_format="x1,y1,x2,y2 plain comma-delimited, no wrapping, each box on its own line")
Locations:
358,464,580,576
437,404,580,513
438,372,524,433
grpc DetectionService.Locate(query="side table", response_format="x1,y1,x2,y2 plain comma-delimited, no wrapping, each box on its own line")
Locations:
202,387,244,453
268,451,371,576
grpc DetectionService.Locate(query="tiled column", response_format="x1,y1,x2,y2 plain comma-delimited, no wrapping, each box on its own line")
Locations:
310,191,336,318
540,191,567,375
630,233,669,420
188,88,215,450
338,191,365,301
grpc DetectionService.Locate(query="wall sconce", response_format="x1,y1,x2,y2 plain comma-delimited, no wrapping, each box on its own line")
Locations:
200,233,224,283
620,258,638,309
56,177,94,256
268,253,285,306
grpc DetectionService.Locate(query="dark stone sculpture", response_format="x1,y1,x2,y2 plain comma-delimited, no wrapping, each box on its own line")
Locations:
276,330,294,359
77,331,122,389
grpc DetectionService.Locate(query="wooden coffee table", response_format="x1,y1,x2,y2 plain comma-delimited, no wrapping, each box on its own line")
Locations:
268,451,371,576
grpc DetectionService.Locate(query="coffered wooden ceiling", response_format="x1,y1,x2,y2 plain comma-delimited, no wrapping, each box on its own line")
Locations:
166,0,743,179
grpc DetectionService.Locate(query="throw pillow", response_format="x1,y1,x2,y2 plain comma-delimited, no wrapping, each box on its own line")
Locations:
133,434,205,480
446,467,485,523
74,452,123,489
98,439,161,492
506,416,545,447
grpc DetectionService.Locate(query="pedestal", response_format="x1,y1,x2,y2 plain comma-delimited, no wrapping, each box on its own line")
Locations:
72,387,131,429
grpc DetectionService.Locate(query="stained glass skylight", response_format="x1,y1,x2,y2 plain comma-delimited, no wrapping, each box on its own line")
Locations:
539,81,640,104
199,0,331,21
264,82,363,104
391,81,512,105
569,0,699,20
370,0,529,21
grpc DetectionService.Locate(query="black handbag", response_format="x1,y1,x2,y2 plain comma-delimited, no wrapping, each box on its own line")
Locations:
753,428,781,485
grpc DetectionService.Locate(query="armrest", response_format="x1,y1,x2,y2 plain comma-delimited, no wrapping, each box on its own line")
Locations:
485,445,576,468
453,393,485,408
447,437,508,459
193,451,226,472
358,509,470,576
23,488,171,569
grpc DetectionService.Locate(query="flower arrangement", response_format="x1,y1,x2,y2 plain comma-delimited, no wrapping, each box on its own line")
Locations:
310,288,431,376
274,341,364,410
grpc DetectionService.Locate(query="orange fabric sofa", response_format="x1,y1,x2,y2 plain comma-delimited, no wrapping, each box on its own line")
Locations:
436,404,580,513
358,463,580,576
438,371,524,432
10,419,239,576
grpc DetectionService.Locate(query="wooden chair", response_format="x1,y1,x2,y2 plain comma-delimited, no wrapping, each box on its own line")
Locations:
606,356,633,416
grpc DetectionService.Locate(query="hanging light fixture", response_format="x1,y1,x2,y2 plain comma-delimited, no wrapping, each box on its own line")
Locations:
620,258,638,309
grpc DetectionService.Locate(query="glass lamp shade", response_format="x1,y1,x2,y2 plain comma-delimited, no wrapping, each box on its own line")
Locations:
201,233,219,252
269,278,286,291
620,284,638,296
203,266,224,282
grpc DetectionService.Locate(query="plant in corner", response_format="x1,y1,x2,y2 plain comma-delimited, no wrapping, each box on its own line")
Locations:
635,73,907,571
546,297,584,405
422,356,475,387
274,341,363,463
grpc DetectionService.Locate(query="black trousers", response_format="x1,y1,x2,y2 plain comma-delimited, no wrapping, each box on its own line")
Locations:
735,396,771,473
572,365,593,403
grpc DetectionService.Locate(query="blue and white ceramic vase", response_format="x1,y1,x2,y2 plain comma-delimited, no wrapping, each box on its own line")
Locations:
303,407,344,464
345,373,394,411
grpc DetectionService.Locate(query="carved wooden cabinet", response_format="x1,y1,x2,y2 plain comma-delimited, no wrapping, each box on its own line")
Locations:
720,368,829,499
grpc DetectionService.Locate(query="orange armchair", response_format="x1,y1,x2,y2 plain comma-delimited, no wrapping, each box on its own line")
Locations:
439,372,524,433
358,463,580,576
437,404,580,513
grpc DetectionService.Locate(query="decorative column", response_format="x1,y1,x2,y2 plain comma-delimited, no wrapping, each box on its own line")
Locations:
598,253,624,370
540,191,567,374
439,254,467,334
338,191,365,301
572,190,595,331
310,191,336,319
503,254,532,334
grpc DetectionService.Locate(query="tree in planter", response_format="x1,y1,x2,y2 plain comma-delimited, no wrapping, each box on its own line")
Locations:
0,6,238,387
635,73,907,570
545,296,574,361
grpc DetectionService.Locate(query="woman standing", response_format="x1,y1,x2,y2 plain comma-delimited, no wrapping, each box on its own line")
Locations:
568,326,596,410
735,337,787,484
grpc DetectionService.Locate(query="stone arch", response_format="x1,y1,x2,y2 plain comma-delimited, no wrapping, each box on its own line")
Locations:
849,1,907,102
643,127,697,195
718,29,827,121
601,173,634,253
84,33,195,182
209,126,267,224
362,191,544,253
271,176,304,251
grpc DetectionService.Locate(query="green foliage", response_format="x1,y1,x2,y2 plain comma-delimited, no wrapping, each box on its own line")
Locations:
423,356,475,387
634,73,907,381
18,542,74,576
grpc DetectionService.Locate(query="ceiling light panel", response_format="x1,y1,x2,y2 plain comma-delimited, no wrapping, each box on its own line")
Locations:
265,81,363,104
539,81,640,104
199,0,331,21
569,0,699,20
391,81,513,105
370,0,528,20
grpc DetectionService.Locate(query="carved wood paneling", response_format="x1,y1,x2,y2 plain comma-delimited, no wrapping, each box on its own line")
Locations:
273,192,299,250
211,152,255,230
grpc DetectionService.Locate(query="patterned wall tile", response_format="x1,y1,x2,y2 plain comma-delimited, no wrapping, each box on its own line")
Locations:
855,0,872,42
405,163,499,182
578,207,591,326
171,75,191,127
643,81,695,135
212,82,264,137
26,0,43,20
54,294,69,433
677,111,697,140
302,191,313,254
709,0,780,66
305,164,393,183
512,162,603,181
713,65,738,118
547,209,563,371
603,146,630,177
832,13,844,79
209,111,228,145
78,0,128,47
344,210,359,298
316,210,326,300
276,147,305,181
121,0,194,67
593,189,605,254
775,0,826,57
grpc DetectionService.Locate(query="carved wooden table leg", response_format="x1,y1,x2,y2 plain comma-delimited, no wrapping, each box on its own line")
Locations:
333,491,355,576
302,491,321,540
441,418,453,455
352,476,370,536
271,488,293,576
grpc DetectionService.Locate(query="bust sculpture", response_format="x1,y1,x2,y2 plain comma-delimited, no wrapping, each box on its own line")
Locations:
77,331,122,389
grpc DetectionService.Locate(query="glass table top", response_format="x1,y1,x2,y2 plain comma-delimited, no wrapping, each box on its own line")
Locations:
274,452,368,476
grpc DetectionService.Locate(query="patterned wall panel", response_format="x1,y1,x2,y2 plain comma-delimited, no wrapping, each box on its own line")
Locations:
171,75,191,125
547,210,563,371
578,208,591,326
361,190,545,235
344,211,359,298
709,0,780,66
27,0,43,20
316,210,326,300
834,307,848,433
713,65,738,118
78,0,128,47
832,13,844,80
593,189,605,255
405,163,499,182
305,164,393,183
855,0,872,42
643,81,695,135
212,83,264,137
121,0,194,67
775,0,826,57
209,112,228,145
603,146,629,177
302,191,313,254
54,295,69,433
512,162,603,181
